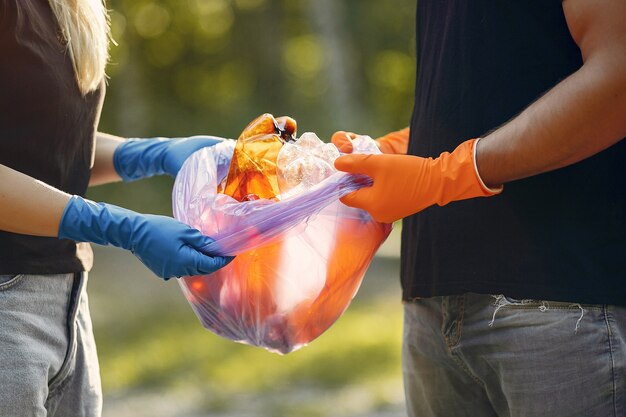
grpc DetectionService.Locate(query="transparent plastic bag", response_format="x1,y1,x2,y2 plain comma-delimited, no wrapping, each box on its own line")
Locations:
172,130,391,354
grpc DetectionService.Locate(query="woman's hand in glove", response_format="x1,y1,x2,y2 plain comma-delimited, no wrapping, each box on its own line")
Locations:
59,196,233,279
113,135,225,181
334,139,502,223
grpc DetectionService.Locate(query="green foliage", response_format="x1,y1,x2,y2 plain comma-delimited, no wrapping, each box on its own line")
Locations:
101,0,415,140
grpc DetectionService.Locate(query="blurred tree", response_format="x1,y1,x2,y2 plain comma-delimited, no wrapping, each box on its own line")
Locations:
91,0,416,212
307,0,360,128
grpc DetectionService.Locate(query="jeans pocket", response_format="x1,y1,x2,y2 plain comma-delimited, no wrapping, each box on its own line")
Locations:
0,274,24,291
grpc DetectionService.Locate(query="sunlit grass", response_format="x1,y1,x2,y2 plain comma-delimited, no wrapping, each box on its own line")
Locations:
96,295,403,413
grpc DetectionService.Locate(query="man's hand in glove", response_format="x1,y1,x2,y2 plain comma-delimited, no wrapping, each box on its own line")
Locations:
333,139,501,223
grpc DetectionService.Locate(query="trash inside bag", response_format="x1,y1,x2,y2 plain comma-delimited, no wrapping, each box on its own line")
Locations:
172,114,392,354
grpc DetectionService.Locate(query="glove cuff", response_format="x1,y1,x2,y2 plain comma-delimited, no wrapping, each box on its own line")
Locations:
113,138,170,182
376,127,410,155
472,138,504,195
436,139,502,207
59,196,108,244
58,196,137,250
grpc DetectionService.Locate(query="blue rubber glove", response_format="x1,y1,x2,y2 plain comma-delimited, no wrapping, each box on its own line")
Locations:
58,196,233,279
113,136,224,182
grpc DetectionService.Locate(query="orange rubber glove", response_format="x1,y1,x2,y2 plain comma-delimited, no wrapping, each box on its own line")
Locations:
332,128,410,155
334,139,502,223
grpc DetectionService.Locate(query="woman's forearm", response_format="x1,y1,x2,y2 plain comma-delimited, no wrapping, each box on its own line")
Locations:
90,132,125,186
0,164,71,236
0,132,125,236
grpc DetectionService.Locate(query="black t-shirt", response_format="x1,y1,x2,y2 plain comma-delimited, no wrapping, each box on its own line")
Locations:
402,0,626,305
0,0,104,274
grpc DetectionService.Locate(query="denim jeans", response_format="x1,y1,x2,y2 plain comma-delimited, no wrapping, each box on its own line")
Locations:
0,273,102,417
403,293,625,417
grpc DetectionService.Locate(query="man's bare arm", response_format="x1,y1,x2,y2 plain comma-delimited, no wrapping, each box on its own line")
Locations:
476,0,626,187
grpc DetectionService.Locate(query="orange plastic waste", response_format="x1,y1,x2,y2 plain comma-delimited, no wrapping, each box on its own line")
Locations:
173,114,391,354
222,114,297,201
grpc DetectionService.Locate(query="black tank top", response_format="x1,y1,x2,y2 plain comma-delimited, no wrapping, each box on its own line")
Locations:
0,0,104,274
402,0,626,305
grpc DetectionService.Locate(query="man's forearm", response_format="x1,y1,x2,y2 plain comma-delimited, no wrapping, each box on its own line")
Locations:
90,132,125,186
476,56,626,188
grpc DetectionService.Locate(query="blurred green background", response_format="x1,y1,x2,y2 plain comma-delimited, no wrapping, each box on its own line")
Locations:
87,0,415,415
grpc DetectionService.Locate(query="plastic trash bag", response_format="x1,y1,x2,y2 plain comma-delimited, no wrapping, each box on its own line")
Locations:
172,115,392,354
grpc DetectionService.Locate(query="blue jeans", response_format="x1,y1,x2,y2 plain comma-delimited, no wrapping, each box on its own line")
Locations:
0,273,101,417
402,293,625,417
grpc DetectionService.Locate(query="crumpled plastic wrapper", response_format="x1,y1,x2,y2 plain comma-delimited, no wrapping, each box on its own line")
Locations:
172,114,391,354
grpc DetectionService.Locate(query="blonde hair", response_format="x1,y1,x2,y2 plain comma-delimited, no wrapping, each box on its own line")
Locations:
48,0,110,95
